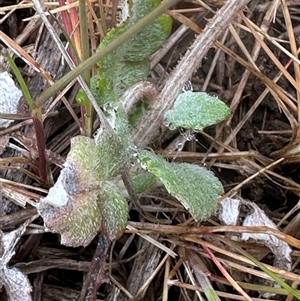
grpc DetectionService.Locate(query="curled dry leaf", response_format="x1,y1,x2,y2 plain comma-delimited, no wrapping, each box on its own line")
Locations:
0,71,22,128
0,221,34,301
1,266,32,301
219,197,292,271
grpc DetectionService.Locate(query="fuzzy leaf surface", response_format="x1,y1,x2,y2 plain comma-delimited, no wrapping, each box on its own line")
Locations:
94,0,172,105
69,132,128,184
130,169,158,194
38,131,129,247
101,105,133,150
138,150,224,221
38,184,102,247
99,183,128,241
164,91,231,131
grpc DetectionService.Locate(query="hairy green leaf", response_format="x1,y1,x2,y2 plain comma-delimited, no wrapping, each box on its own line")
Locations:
38,129,130,247
38,188,102,247
138,150,224,221
66,136,102,186
69,131,128,183
38,181,128,246
102,104,133,149
93,0,172,105
94,128,129,179
99,183,128,241
164,92,230,131
130,168,158,194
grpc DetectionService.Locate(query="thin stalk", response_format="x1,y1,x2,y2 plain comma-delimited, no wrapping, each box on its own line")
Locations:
69,0,82,57
32,117,48,182
0,113,31,120
6,53,49,182
6,54,34,110
78,0,93,137
185,248,222,301
99,0,108,35
57,0,77,63
202,245,252,301
78,234,109,301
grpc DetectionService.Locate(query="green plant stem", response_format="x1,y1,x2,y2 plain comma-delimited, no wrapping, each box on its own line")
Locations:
6,53,49,182
6,54,34,110
78,0,93,137
35,0,180,108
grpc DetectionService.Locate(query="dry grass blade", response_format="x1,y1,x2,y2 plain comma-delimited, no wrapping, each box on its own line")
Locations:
280,0,300,130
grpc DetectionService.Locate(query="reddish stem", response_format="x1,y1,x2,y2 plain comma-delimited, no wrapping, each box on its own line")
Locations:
58,0,72,35
58,0,78,63
32,117,47,182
